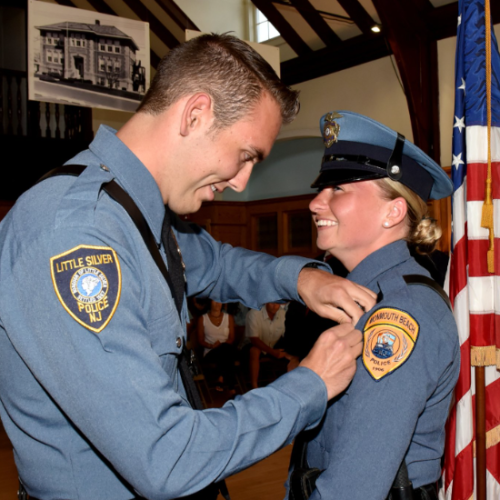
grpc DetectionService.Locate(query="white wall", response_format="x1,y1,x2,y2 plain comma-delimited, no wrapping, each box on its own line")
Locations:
180,0,250,40
281,55,413,143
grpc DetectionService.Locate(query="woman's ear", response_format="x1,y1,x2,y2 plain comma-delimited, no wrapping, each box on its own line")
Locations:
384,198,408,228
179,93,213,137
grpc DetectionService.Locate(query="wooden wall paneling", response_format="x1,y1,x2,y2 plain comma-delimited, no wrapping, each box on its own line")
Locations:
249,210,280,256
183,202,248,249
427,196,451,254
0,201,14,222
247,194,316,257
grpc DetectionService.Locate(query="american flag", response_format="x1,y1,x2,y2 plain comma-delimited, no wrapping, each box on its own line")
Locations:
441,0,500,499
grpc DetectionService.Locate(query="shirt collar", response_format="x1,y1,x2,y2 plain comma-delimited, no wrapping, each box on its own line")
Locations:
347,240,412,287
89,125,165,244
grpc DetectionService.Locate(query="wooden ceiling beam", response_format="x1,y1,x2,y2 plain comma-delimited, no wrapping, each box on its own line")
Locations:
288,0,341,47
120,0,180,50
53,0,161,68
428,2,458,40
251,0,312,57
152,0,199,32
336,0,376,36
281,33,389,85
371,0,439,159
54,0,77,7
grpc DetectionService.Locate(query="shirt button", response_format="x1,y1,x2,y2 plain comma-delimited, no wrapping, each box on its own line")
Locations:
100,164,110,172
176,337,182,348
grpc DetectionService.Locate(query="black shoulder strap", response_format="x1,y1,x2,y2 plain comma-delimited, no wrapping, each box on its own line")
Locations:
403,274,452,311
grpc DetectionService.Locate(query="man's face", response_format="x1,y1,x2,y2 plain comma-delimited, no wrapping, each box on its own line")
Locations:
167,92,282,215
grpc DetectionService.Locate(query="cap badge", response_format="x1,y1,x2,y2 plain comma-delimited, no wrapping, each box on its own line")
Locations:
323,112,343,148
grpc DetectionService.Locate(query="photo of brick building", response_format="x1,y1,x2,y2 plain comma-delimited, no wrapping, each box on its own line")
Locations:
35,19,146,96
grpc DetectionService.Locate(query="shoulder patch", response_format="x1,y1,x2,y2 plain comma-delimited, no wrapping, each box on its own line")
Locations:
363,307,419,380
50,245,122,333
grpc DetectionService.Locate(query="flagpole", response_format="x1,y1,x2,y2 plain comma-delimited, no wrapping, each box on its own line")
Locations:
475,366,487,500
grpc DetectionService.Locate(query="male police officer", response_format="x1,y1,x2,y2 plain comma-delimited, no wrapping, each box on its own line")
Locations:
0,34,375,499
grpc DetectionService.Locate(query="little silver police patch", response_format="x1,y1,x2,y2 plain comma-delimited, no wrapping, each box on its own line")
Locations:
363,307,419,380
50,245,122,333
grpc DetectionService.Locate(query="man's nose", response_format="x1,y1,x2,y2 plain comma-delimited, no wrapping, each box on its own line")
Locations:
229,164,254,193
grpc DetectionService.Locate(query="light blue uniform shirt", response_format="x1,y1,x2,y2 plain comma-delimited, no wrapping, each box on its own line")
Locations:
0,125,327,500
286,241,460,500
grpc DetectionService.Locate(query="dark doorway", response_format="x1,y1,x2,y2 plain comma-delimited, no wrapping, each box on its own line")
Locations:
73,56,84,78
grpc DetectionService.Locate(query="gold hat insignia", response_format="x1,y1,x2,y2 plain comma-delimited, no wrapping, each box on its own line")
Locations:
323,112,343,148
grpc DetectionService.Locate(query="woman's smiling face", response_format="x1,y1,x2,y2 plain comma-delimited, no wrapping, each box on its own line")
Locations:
309,179,395,271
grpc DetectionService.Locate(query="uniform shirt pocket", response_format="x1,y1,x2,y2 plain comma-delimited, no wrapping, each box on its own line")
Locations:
148,315,184,381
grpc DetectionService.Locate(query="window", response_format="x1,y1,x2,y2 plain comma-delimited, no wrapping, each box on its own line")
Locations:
47,38,52,44
255,9,280,42
100,44,105,51
76,40,81,47
114,47,120,53
54,57,59,63
107,46,113,52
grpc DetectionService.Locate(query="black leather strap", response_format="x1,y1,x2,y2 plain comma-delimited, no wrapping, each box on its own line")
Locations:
387,133,405,181
403,274,452,311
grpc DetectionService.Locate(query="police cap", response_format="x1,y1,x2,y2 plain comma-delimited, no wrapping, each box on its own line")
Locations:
310,111,453,201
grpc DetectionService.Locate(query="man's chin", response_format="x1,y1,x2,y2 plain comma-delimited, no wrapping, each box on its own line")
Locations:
169,200,203,216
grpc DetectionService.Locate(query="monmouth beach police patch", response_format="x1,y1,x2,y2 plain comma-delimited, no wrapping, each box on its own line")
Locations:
50,245,122,333
363,307,419,381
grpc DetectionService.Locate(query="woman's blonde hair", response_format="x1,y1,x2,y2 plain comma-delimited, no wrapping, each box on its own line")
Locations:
375,178,442,255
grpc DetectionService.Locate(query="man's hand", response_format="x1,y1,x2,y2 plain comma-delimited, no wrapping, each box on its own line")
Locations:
300,323,363,400
297,268,376,325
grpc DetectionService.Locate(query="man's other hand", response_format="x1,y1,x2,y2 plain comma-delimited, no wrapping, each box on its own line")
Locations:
297,268,376,325
300,323,363,400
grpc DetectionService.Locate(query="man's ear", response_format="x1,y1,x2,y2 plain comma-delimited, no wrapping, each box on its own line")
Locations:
179,93,213,137
385,198,408,227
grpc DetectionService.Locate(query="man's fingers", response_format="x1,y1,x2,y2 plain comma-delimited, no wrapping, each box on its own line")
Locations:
349,283,377,311
300,324,364,400
321,306,351,325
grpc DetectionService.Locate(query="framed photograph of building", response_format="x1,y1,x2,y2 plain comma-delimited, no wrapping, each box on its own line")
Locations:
28,0,150,112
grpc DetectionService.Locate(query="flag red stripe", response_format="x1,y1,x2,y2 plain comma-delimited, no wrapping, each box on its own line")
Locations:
485,378,500,432
449,234,468,306
451,442,474,500
455,339,472,403
468,239,500,277
470,313,500,347
443,404,457,491
466,161,500,201
486,441,500,484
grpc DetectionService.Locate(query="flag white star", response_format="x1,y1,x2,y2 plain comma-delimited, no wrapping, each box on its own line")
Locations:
452,153,465,169
454,116,466,133
458,78,466,93
458,14,461,26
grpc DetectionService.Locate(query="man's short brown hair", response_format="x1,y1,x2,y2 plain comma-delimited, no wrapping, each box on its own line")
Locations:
137,33,300,128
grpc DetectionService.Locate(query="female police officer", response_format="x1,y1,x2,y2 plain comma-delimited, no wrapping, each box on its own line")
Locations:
287,111,460,500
